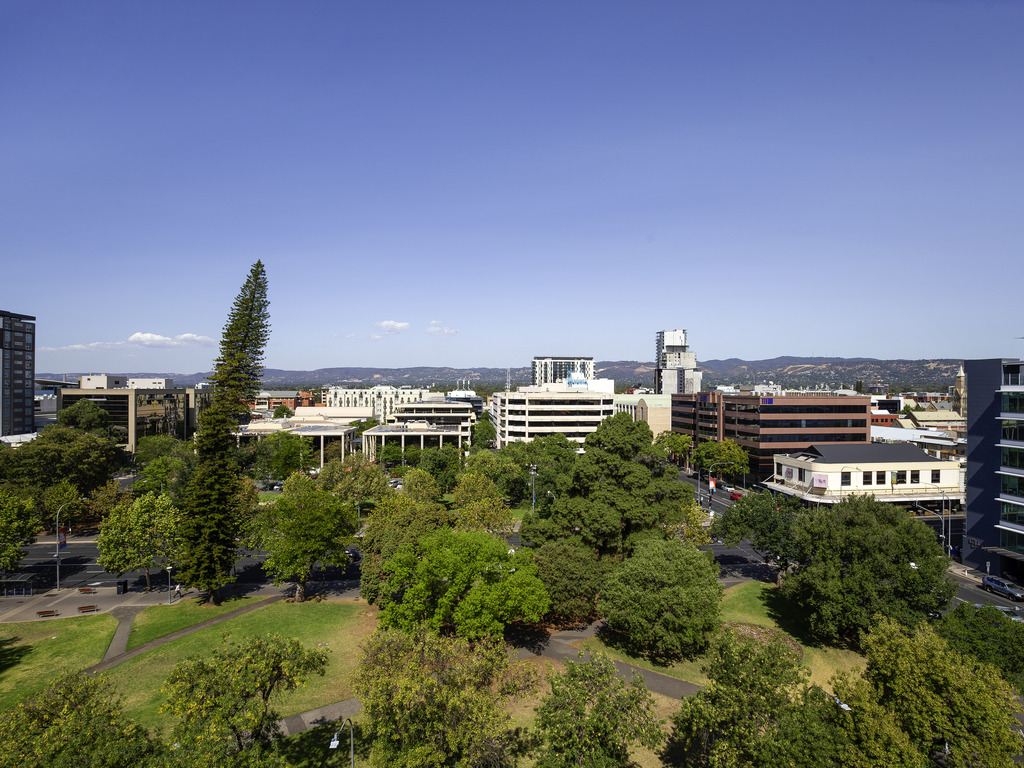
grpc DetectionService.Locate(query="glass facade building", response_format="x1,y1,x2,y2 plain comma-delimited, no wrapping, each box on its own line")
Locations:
1,310,35,437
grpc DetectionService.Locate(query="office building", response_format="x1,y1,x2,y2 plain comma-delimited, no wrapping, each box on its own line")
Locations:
963,359,1024,579
362,396,477,461
671,392,871,477
323,385,432,421
1,310,35,437
532,356,594,386
491,382,615,448
655,329,702,395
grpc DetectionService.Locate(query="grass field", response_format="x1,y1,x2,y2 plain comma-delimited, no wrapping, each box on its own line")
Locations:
0,613,118,710
104,598,378,735
126,595,268,650
577,581,865,693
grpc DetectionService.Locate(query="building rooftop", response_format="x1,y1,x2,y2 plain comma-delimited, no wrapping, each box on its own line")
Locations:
789,443,942,464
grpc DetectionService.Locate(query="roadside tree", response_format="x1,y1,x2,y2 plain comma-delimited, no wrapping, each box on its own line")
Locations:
780,495,954,643
599,538,721,658
655,431,692,467
97,492,180,591
0,489,39,572
692,438,748,479
179,261,270,604
935,602,1024,691
533,538,609,623
253,432,315,482
354,627,538,768
711,490,803,568
379,527,550,640
471,414,496,449
317,452,390,513
464,449,529,504
418,444,461,492
247,472,355,602
535,652,662,768
450,471,514,533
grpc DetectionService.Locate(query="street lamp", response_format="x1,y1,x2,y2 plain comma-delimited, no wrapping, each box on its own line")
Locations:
329,717,355,767
530,465,537,516
917,483,949,556
167,566,173,604
53,498,82,592
699,461,734,509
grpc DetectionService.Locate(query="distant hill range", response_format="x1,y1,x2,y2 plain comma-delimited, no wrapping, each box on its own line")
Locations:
41,357,962,392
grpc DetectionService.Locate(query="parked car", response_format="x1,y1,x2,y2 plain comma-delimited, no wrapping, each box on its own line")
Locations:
981,575,1024,601
973,603,1024,622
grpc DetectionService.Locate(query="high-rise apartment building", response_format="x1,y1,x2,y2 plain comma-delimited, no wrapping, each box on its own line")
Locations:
531,356,594,386
655,329,702,395
1,310,36,437
963,358,1024,580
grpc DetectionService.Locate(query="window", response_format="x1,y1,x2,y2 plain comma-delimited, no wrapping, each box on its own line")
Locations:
931,470,940,484
798,468,805,482
863,471,872,486
877,471,886,485
841,472,851,487
894,471,906,485
910,470,920,484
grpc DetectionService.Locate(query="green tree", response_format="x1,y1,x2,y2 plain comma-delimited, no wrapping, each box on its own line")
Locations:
0,671,160,768
354,627,538,768
179,262,270,604
9,426,120,496
471,414,496,449
358,492,452,604
378,442,403,466
711,490,803,569
253,432,315,482
780,495,955,644
599,538,721,658
665,628,807,767
379,527,550,640
40,479,84,531
0,489,39,572
692,438,748,478
533,539,609,623
464,449,529,503
401,467,443,505
852,617,1023,768
535,652,662,768
936,602,1024,691
97,493,180,591
247,473,355,602
161,634,326,759
418,444,461,492
317,452,389,514
450,471,514,533
655,431,692,466
348,418,379,437
86,480,134,522
271,404,293,419
523,413,689,558
56,398,111,435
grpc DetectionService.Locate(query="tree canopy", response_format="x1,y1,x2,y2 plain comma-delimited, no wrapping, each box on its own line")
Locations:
535,652,663,768
378,527,550,640
247,472,355,602
0,489,39,572
711,489,803,568
97,492,180,590
599,538,722,658
522,413,690,558
692,438,748,478
354,627,538,768
780,495,955,643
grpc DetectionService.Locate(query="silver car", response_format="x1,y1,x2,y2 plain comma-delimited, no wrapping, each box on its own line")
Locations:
982,575,1024,601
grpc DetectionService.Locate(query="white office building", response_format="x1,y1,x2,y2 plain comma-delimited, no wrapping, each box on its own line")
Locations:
323,385,432,420
490,379,615,448
532,356,595,386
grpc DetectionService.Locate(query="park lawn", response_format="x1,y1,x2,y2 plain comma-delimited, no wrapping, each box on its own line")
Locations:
126,595,268,650
0,613,119,710
105,599,378,735
578,581,866,693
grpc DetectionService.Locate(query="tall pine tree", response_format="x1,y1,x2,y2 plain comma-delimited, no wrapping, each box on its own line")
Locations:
179,262,270,603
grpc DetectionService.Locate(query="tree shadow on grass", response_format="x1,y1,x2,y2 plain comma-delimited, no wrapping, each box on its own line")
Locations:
276,721,372,768
504,622,551,655
593,624,690,668
759,586,829,649
0,636,31,676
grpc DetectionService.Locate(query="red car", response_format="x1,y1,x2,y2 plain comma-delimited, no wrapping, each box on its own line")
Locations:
729,491,742,501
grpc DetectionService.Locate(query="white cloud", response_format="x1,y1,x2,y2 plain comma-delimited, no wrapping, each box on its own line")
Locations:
369,333,384,341
374,320,410,335
426,325,459,337
41,332,215,353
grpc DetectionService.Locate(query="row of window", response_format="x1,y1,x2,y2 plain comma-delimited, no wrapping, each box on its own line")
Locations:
1003,393,1024,416
760,419,867,429
1002,447,1024,470
1003,474,1024,498
1002,502,1024,527
761,433,867,443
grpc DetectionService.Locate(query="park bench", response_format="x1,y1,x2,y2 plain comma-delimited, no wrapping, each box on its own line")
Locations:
35,609,58,618
78,587,97,594
77,605,99,614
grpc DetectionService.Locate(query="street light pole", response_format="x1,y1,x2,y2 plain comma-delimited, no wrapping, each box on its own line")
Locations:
530,465,537,516
53,499,79,592
167,566,173,604
329,717,355,768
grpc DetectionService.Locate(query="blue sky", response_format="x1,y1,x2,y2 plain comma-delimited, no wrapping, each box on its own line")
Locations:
3,1,1022,375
